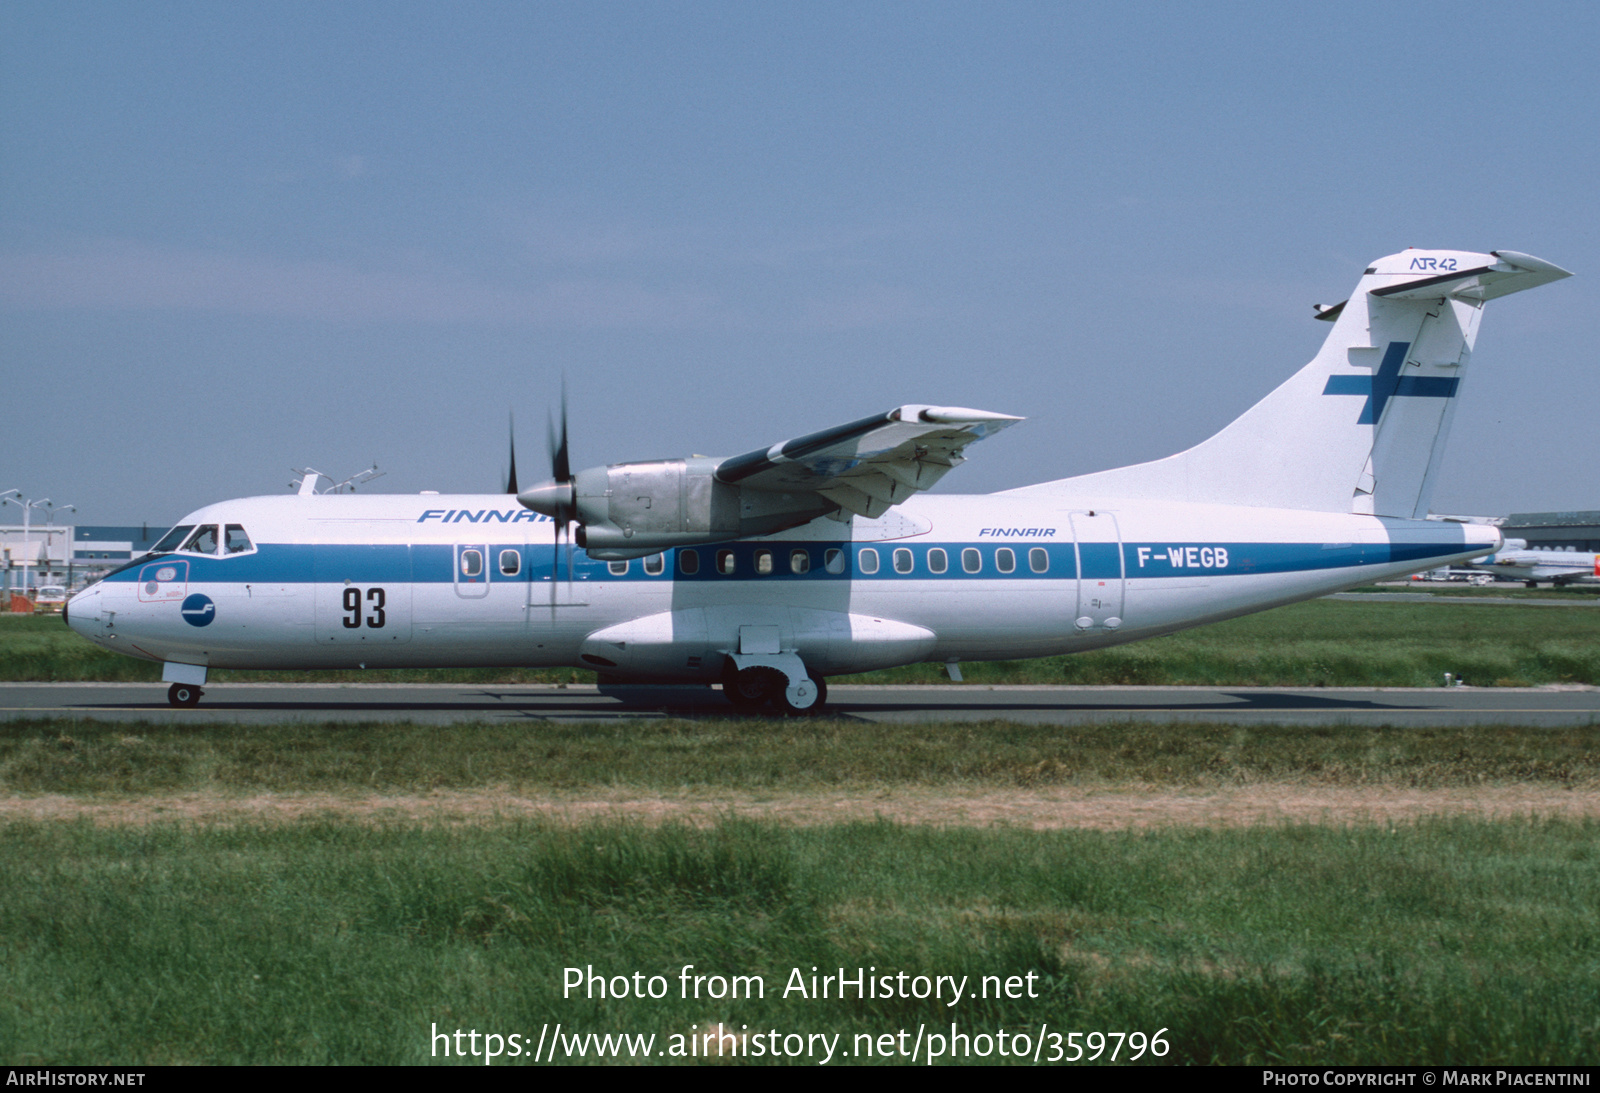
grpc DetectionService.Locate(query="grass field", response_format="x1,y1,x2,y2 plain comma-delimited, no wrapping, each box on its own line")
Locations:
6,591,1600,686
2,717,1599,1064
3,816,1597,1065
5,595,1598,1065
5,717,1599,795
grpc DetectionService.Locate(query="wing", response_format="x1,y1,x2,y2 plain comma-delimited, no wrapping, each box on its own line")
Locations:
714,404,1023,518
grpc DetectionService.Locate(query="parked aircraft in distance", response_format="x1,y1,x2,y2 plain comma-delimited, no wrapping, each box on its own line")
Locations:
66,248,1572,709
1466,541,1600,587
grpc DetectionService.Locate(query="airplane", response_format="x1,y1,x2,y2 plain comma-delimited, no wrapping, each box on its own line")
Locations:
64,247,1572,711
1465,541,1600,587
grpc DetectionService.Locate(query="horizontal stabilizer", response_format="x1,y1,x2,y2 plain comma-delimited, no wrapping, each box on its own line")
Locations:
1372,251,1572,303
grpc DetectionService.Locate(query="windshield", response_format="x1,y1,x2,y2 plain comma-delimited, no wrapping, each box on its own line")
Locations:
181,525,220,555
88,522,199,586
149,525,195,554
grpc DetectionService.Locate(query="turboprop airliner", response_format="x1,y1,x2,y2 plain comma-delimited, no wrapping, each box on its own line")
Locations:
65,248,1571,710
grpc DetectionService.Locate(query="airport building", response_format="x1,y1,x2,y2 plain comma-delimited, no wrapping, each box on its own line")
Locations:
1,524,161,598
1498,511,1600,553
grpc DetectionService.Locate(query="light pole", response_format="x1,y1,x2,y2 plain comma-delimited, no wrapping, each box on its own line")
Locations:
0,490,13,602
43,502,75,589
0,493,74,597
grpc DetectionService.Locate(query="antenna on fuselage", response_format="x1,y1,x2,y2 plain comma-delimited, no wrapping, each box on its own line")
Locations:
291,465,384,495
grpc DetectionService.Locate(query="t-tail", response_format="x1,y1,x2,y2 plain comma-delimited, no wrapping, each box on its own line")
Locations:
1016,249,1571,516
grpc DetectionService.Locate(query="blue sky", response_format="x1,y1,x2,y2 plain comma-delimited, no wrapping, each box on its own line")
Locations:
3,2,1596,525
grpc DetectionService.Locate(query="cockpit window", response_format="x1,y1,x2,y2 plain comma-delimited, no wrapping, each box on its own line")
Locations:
150,525,195,554
225,525,253,554
182,525,220,555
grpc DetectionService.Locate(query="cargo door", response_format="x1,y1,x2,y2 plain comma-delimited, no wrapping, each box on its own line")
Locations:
1070,511,1125,632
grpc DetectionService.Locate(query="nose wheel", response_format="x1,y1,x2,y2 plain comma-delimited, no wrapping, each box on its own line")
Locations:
167,683,204,707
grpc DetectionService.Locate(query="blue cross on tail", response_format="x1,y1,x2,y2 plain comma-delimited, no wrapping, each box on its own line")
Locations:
1322,341,1459,424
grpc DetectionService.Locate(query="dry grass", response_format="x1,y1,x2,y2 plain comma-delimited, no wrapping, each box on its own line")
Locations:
5,782,1596,828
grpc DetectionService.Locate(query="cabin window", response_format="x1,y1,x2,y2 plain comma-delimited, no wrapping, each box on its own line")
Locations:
461,549,484,577
499,549,520,576
927,548,947,574
893,548,913,574
824,548,846,574
754,549,773,575
962,548,981,574
644,553,665,575
679,549,700,575
996,547,1016,574
182,525,220,555
858,548,879,575
225,525,253,554
1029,547,1049,573
717,550,736,575
151,525,194,554
790,549,810,574
608,560,630,576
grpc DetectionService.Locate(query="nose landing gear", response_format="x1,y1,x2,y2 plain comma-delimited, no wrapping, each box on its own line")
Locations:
167,683,203,707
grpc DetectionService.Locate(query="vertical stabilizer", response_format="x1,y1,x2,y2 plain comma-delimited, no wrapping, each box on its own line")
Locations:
1015,249,1570,514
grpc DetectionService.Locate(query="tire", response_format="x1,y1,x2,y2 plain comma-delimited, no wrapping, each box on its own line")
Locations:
723,665,784,712
167,683,203,707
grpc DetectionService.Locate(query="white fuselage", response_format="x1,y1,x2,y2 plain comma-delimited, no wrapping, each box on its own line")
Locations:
65,491,1501,681
1467,548,1600,586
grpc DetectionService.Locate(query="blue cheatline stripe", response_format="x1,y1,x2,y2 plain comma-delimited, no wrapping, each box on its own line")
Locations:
100,536,1476,587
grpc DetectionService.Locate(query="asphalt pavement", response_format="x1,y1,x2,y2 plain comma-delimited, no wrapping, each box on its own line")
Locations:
2,682,1596,727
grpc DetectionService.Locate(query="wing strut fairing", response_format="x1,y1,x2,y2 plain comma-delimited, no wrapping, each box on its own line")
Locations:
518,404,1021,559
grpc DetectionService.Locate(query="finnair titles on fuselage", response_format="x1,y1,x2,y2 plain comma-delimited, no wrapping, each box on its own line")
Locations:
66,249,1573,710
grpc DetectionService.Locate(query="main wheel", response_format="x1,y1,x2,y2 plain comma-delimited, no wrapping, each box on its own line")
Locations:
167,683,203,707
723,665,785,711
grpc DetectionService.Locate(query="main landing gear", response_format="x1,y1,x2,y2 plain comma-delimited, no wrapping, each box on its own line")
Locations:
167,683,203,707
722,661,827,715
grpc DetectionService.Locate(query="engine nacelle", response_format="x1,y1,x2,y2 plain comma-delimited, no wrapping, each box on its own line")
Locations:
563,457,834,560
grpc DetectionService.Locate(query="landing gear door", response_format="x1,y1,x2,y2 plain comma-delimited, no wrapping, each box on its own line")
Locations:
1070,511,1125,632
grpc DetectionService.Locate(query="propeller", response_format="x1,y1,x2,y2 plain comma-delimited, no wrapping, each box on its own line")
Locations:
503,412,519,495
516,379,577,601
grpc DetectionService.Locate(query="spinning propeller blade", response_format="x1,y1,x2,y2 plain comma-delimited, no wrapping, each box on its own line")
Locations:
504,413,519,495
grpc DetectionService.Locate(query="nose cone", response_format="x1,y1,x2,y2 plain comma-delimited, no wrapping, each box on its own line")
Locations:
64,586,99,640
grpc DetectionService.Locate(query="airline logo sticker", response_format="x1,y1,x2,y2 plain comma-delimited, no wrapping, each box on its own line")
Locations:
1323,341,1458,424
137,560,188,603
181,594,216,627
